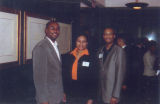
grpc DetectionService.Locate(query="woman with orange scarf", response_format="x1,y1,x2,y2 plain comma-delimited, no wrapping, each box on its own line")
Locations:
62,35,97,104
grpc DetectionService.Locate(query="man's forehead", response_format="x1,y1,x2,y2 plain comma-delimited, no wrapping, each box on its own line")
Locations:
49,22,59,27
118,38,123,40
46,22,59,29
104,29,114,34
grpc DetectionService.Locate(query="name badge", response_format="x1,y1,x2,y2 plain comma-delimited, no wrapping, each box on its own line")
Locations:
99,53,103,59
82,61,90,67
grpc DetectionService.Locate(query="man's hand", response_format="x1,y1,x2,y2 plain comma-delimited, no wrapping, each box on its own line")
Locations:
63,93,67,103
110,97,118,104
41,102,49,104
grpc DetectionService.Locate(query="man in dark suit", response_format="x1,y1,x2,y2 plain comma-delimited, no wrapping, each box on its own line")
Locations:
32,21,65,104
97,28,126,104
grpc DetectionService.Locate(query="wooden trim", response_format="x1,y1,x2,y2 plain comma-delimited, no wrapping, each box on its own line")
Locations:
0,6,19,14
25,12,51,20
0,61,20,70
18,11,21,65
23,12,27,64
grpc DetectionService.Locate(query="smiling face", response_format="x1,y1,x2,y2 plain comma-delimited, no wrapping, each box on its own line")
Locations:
45,22,60,41
117,38,125,47
103,28,115,44
76,35,88,51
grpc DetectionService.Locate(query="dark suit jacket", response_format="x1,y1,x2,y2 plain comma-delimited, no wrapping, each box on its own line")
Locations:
32,38,64,104
123,46,131,86
97,44,126,103
62,52,98,98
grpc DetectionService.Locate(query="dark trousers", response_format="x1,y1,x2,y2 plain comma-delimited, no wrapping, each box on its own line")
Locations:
38,101,64,104
97,99,120,104
97,102,119,104
66,80,95,104
142,76,158,103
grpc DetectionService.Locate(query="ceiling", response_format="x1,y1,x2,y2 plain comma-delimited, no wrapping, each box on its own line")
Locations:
81,0,160,8
105,0,160,7
40,0,80,4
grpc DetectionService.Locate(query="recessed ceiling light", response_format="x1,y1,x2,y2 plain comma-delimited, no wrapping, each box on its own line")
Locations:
125,0,148,10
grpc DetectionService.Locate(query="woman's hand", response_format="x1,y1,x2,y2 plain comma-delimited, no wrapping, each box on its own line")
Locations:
110,97,118,104
63,93,67,103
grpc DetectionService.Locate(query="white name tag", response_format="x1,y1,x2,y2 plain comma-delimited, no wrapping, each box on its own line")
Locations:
99,53,103,59
82,61,90,67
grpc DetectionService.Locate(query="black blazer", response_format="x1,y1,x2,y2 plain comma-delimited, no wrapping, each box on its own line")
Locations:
62,51,98,97
62,52,97,81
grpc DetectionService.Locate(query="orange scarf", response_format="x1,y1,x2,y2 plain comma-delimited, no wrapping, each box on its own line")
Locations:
70,48,89,80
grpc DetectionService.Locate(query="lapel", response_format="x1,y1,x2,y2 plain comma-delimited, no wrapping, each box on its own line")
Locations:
103,45,115,67
99,45,115,68
98,46,105,67
57,45,62,62
44,38,62,64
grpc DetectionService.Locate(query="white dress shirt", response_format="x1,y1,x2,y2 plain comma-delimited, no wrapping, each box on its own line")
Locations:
143,50,156,77
46,37,61,61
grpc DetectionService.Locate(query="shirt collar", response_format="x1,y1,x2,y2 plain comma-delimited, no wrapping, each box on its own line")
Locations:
70,48,89,58
103,44,114,53
46,36,58,47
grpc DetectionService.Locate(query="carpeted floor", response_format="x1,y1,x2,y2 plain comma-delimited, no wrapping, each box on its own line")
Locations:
0,67,159,104
0,86,158,104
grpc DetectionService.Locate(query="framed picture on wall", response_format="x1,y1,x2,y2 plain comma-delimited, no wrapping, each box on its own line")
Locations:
23,12,50,64
0,7,21,68
23,12,72,64
57,22,72,54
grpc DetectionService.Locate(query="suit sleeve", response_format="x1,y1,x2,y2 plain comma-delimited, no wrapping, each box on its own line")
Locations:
33,46,49,103
112,49,126,98
61,53,68,94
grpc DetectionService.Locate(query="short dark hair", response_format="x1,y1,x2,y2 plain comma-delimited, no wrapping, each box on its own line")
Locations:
76,34,88,42
117,36,127,44
45,21,59,29
103,27,116,35
148,41,157,48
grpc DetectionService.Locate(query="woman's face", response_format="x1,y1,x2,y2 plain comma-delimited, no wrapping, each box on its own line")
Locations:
76,36,88,51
